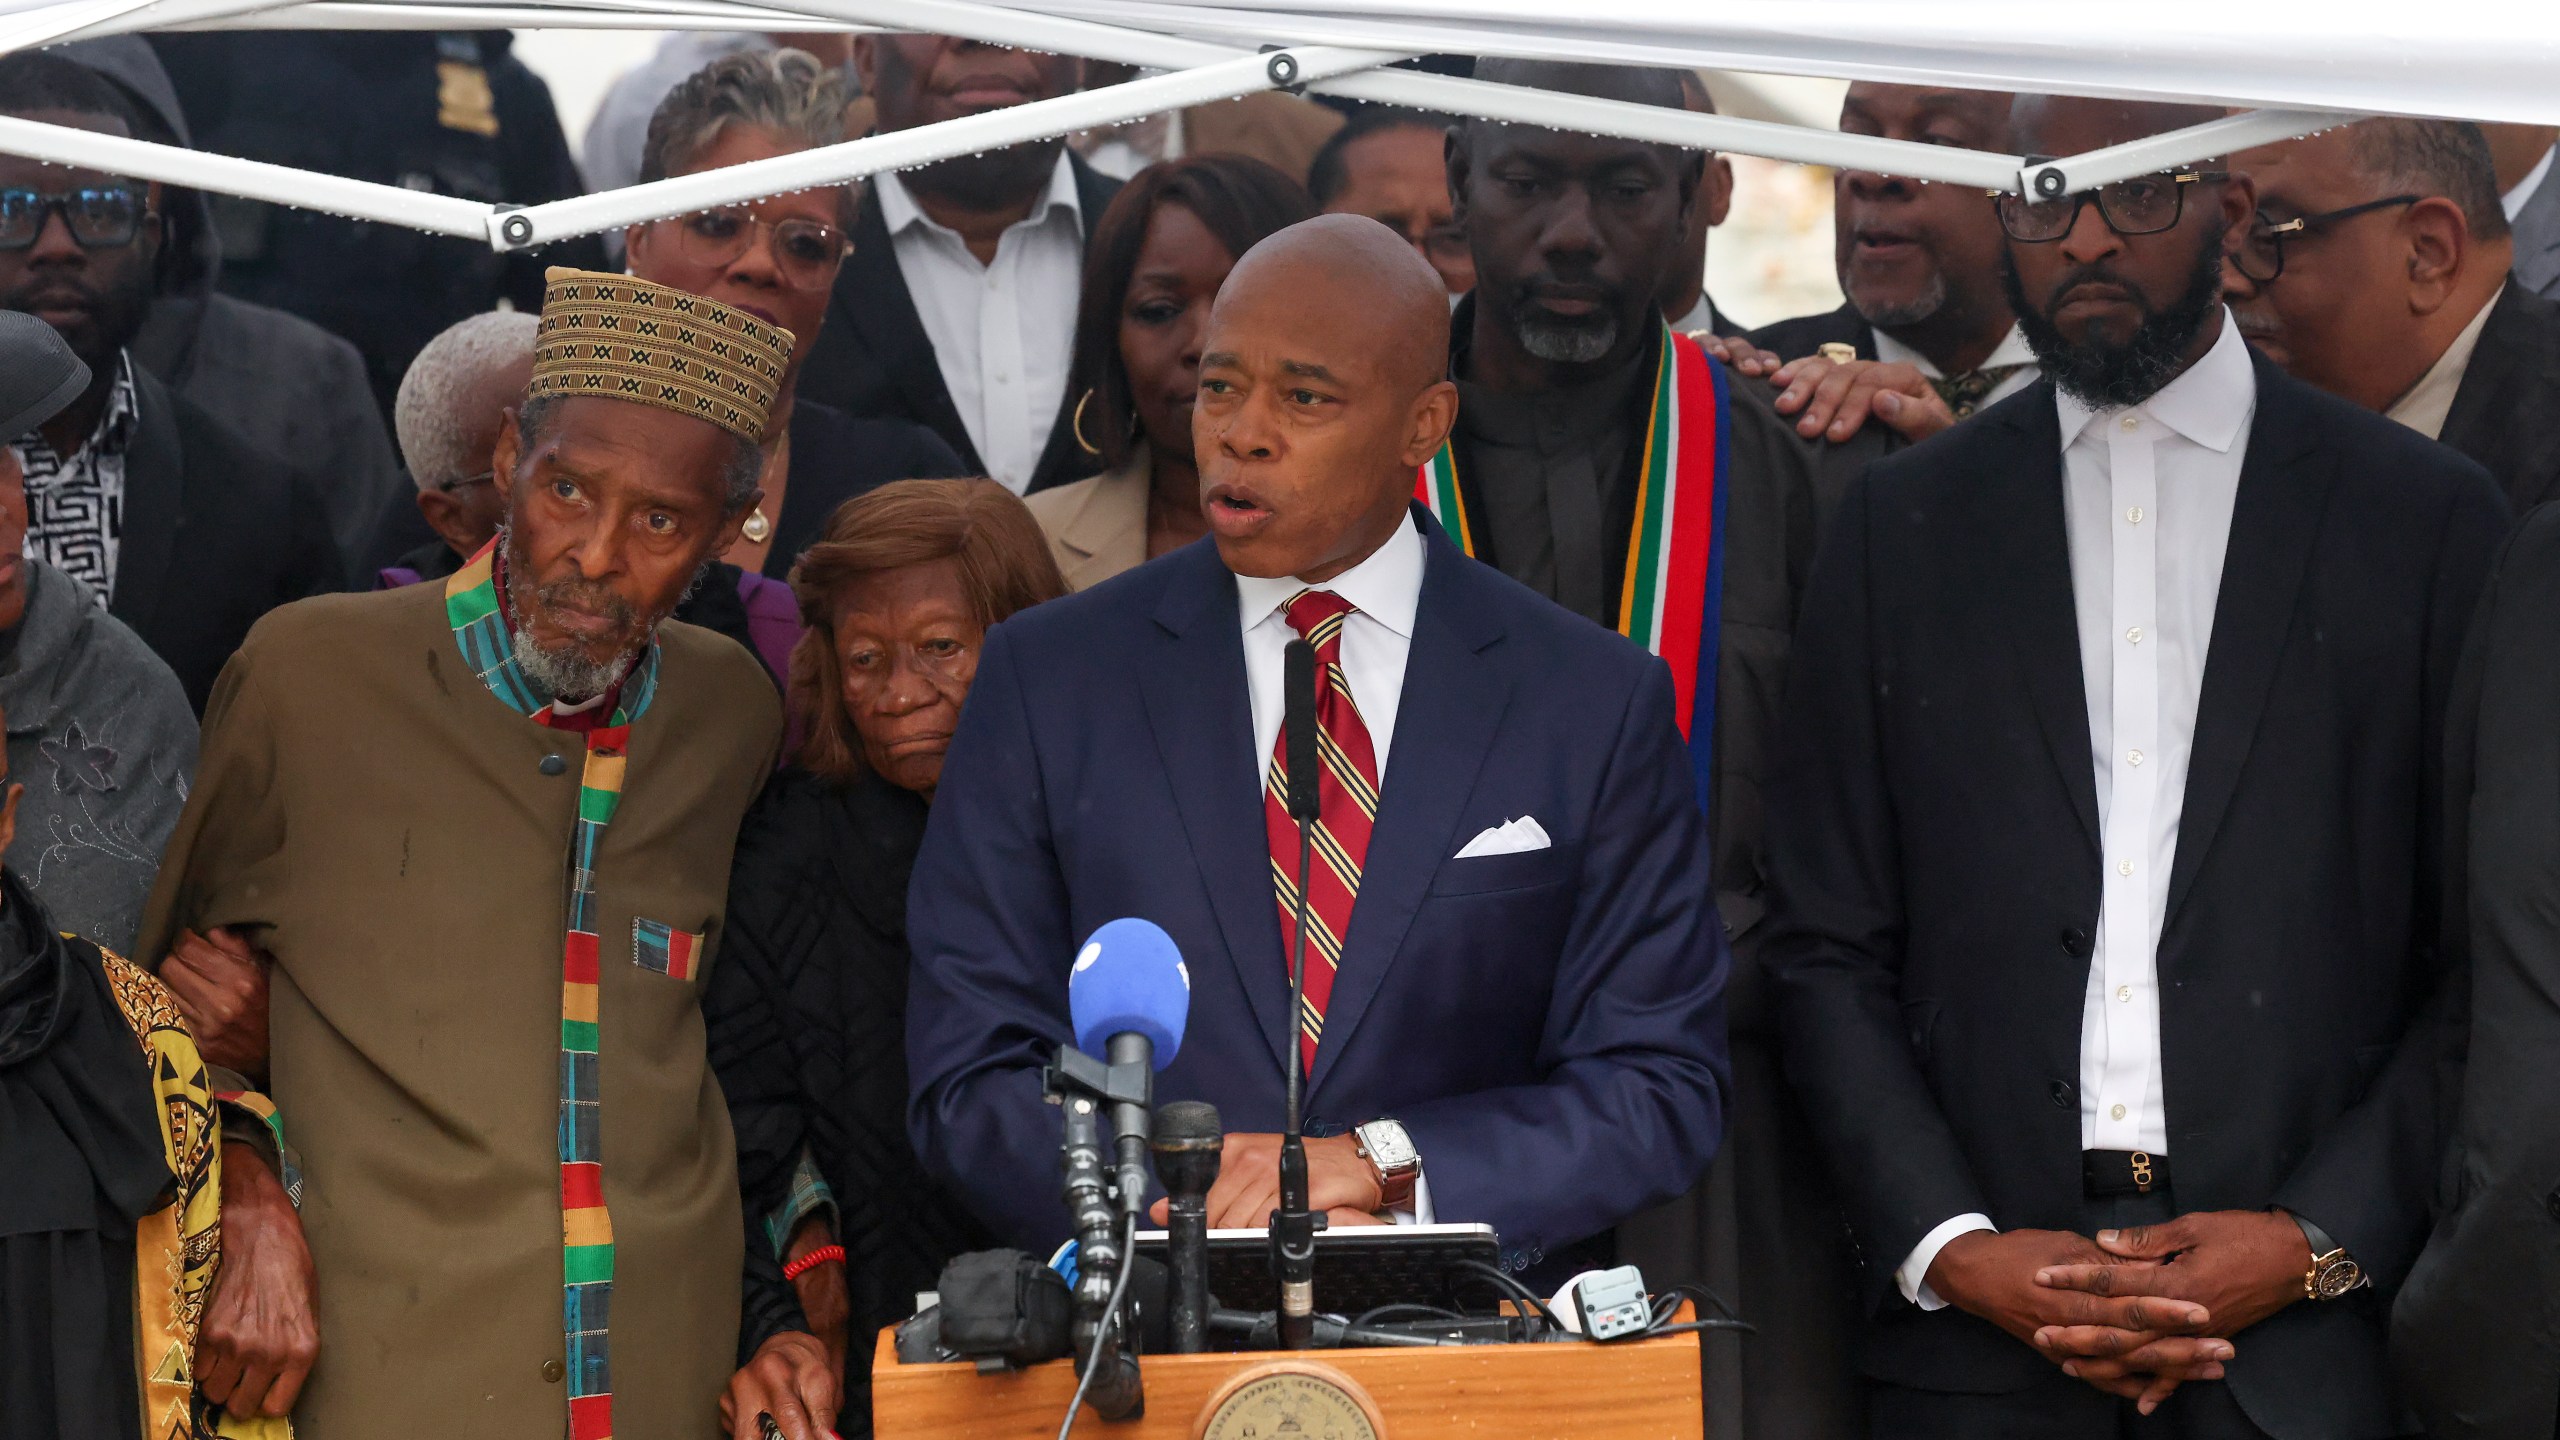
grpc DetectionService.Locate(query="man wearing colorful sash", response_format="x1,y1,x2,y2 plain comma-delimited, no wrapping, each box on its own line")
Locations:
906,216,1726,1299
1430,59,1888,1440
137,269,787,1440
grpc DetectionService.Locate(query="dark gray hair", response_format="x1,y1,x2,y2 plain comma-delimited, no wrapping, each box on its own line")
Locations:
2346,118,2510,243
639,48,856,230
516,394,764,514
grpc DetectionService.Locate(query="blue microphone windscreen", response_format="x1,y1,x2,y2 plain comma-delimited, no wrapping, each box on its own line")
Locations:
1069,918,1191,1066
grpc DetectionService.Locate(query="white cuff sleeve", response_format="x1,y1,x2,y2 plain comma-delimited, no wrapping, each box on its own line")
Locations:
1897,1214,1997,1310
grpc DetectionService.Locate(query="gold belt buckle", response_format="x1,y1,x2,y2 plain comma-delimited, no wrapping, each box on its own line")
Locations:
2130,1151,2154,1193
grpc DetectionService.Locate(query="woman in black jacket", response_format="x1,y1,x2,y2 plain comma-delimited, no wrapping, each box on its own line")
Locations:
711,478,1067,1438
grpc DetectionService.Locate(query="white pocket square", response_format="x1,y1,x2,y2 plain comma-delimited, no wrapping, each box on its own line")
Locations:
1454,816,1552,859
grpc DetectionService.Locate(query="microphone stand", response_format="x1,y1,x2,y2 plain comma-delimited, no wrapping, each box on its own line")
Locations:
1274,637,1322,1350
1046,1049,1149,1420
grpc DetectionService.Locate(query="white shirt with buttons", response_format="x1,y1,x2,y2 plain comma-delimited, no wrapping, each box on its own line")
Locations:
875,154,1085,493
1895,313,2258,1308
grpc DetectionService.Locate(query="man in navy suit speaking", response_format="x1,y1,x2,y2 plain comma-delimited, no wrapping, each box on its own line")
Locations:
905,214,1727,1276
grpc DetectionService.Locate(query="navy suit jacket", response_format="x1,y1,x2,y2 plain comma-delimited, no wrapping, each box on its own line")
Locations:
906,508,1729,1270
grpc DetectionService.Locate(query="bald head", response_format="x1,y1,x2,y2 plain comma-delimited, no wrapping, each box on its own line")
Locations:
1195,214,1462,582
1224,213,1452,399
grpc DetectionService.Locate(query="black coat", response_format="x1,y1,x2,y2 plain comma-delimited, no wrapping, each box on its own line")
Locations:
1746,303,1873,366
2392,502,2560,1440
1763,357,2508,1435
763,400,966,571
2439,281,2560,514
147,30,608,416
793,155,1121,496
118,367,342,712
706,767,994,1436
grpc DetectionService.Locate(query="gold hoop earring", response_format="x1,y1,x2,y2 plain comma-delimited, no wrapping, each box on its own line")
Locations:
1071,389,1102,456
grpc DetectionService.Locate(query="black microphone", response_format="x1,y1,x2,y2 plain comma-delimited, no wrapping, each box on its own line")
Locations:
1275,636,1320,1349
1151,1100,1223,1354
1284,638,1320,822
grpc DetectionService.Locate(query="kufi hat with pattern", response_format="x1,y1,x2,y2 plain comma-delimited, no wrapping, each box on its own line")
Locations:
528,267,794,444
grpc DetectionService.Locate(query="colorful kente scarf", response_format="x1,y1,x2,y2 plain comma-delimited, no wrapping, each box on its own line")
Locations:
1417,322,1732,807
445,540,660,1440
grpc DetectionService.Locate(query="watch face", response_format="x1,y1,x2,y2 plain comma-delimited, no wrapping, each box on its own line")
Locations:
1359,1122,1417,1171
2315,1257,2365,1300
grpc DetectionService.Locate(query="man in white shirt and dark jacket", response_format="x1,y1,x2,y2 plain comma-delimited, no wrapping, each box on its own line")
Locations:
1763,94,2508,1439
792,34,1118,497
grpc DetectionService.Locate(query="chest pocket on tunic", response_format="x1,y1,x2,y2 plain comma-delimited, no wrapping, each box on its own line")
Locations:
631,917,704,981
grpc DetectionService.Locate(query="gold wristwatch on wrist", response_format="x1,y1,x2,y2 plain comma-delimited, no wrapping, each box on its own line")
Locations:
2291,1214,2366,1301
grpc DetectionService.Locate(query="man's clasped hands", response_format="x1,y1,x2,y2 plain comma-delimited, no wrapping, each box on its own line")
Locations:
1925,1210,2316,1412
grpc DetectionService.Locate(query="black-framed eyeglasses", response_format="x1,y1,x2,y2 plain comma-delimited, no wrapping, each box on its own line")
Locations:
2229,194,2421,283
666,209,848,290
0,184,154,251
1993,168,2229,243
436,470,494,494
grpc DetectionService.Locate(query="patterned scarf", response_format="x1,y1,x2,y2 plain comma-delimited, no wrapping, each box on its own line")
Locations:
95,946,292,1440
1418,321,1731,809
444,540,659,1440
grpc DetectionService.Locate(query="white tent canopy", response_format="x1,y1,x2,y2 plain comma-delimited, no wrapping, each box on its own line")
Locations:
0,0,2551,252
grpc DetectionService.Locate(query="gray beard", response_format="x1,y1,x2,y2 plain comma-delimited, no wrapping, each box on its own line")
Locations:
496,520,651,704
508,625,635,707
1516,310,1620,365
1849,269,1948,330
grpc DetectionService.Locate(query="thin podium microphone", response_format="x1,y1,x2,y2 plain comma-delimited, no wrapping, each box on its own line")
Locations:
1275,637,1320,1349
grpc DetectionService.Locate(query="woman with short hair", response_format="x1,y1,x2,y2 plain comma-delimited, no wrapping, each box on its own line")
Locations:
709,478,1067,1438
628,49,965,581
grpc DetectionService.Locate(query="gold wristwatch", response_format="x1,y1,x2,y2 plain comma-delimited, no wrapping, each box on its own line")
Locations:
2292,1214,2366,1301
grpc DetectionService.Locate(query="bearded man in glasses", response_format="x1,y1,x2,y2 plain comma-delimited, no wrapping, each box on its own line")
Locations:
0,51,339,711
2221,119,2560,515
1765,92,2508,1438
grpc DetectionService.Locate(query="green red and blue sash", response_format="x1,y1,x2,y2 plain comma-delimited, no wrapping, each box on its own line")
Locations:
445,541,658,1440
1416,323,1730,809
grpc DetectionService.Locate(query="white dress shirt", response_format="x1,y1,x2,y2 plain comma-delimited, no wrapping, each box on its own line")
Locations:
1874,323,2042,410
1896,314,2258,1309
876,154,1085,493
1234,512,1433,1221
2386,283,2502,442
1237,512,1425,781
2503,146,2555,223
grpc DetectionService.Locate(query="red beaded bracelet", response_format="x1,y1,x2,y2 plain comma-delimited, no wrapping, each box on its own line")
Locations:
783,1244,845,1281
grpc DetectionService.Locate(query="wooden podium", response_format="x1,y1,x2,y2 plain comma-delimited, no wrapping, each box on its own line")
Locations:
871,1306,1705,1440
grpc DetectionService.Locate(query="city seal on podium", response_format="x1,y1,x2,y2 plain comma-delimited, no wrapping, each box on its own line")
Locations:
1195,1359,1386,1440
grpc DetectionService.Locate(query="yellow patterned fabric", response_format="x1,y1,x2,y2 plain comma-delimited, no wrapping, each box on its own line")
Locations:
95,947,293,1440
528,267,795,444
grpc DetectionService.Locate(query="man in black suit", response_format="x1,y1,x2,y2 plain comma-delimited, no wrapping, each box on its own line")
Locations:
2225,118,2560,513
792,35,1117,495
1749,83,2034,422
0,52,338,711
2391,504,2560,1440
1766,93,2509,1439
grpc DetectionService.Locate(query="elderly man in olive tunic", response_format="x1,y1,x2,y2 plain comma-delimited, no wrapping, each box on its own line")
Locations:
137,269,789,1439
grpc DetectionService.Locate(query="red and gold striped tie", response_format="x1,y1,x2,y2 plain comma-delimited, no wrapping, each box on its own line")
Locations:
1264,588,1382,1071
